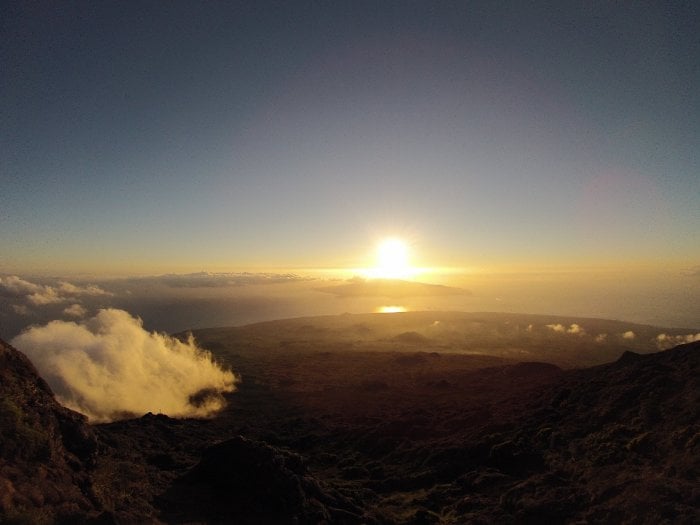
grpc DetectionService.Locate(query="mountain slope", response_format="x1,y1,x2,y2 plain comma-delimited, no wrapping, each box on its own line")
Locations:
0,339,99,524
1,331,698,523
502,341,700,523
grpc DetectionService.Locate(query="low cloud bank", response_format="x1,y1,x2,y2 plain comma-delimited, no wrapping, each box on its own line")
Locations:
656,332,700,350
0,275,110,307
11,309,237,422
127,271,314,288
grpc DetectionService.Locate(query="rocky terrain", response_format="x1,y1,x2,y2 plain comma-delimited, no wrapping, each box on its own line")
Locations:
0,339,98,523
1,312,699,523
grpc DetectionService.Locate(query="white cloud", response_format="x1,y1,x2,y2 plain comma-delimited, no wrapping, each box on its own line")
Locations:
0,275,42,296
11,309,237,422
595,333,608,343
546,323,566,333
656,332,700,350
63,303,87,318
129,272,314,288
622,331,636,340
546,323,584,335
57,282,110,297
0,275,111,307
28,287,64,305
567,323,585,335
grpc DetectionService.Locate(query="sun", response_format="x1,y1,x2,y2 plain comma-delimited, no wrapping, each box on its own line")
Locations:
356,236,423,280
373,237,412,279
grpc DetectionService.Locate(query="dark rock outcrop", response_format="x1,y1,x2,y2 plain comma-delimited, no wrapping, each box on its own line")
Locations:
160,435,368,524
487,341,700,523
0,338,99,523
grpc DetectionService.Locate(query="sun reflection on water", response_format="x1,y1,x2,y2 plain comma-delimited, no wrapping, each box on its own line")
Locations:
376,305,407,313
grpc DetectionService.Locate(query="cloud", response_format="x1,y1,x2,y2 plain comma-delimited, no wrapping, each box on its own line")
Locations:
546,323,566,333
28,287,64,305
0,271,328,341
595,333,608,343
129,272,315,288
63,303,87,318
567,323,585,335
656,332,700,350
11,309,237,423
12,304,30,316
57,281,110,297
0,276,64,305
622,331,636,340
545,323,585,336
0,275,42,296
0,275,111,307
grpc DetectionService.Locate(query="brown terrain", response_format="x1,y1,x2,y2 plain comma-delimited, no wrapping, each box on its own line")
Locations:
1,311,699,523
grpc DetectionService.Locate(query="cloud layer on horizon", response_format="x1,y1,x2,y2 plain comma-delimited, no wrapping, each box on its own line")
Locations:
0,275,110,308
124,271,315,288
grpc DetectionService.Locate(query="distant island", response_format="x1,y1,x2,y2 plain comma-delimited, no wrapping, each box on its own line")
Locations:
317,277,470,298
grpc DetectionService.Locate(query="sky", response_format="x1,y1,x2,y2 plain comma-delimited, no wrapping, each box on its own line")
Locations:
2,1,699,276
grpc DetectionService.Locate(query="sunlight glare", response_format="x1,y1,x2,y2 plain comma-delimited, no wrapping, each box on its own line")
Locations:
376,305,408,313
374,238,412,279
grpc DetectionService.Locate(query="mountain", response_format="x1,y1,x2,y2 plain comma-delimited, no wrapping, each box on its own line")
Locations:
439,341,700,523
158,435,368,524
0,339,98,523
1,321,699,523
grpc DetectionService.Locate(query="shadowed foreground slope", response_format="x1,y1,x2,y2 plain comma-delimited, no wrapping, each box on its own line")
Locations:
1,331,699,523
0,339,98,523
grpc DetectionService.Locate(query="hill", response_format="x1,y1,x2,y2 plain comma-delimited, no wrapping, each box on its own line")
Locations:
189,310,694,368
1,312,699,523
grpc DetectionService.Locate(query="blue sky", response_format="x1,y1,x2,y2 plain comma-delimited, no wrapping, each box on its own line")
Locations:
2,1,699,274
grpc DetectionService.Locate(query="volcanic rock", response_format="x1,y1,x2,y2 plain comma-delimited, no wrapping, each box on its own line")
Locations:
160,435,370,524
0,338,99,523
